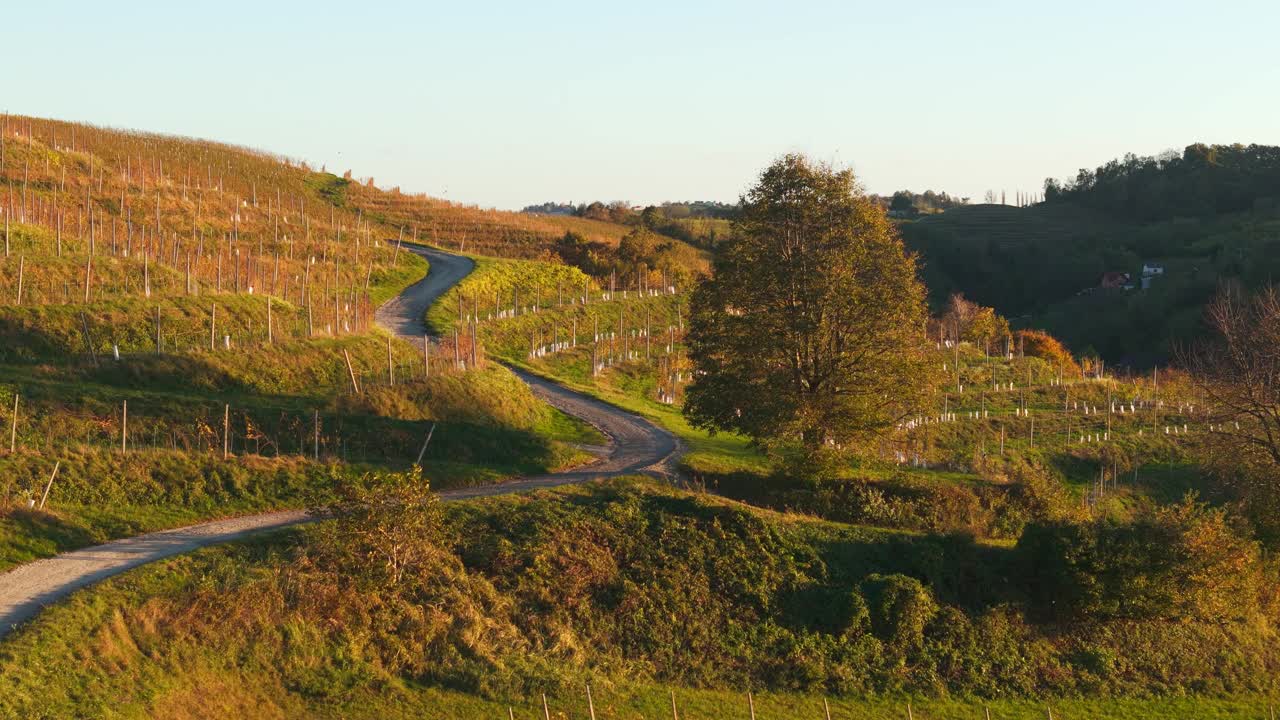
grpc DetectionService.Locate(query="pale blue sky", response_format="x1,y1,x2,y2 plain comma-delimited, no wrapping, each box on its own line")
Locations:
7,1,1278,209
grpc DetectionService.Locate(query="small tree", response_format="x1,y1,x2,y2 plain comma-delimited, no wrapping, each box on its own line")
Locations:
309,468,444,587
1015,329,1079,374
684,155,936,462
1182,286,1280,538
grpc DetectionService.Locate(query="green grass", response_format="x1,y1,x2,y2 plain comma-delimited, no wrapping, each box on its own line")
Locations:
294,686,1280,720
516,347,766,475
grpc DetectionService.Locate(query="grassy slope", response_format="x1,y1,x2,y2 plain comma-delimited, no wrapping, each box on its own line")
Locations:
0,236,600,572
0,479,1272,718
0,352,600,572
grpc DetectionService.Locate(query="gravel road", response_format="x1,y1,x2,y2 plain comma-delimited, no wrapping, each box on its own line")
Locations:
0,244,676,638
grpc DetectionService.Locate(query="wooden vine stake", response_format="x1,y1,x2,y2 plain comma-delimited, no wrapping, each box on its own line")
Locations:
38,461,60,510
9,393,17,453
121,400,127,453
415,423,436,466
223,404,230,459
343,349,361,394
387,335,395,386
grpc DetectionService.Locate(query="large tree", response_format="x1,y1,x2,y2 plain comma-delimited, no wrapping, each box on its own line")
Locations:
684,155,935,459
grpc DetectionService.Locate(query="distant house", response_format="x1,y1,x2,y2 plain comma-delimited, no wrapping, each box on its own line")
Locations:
1100,272,1131,289
1141,263,1164,289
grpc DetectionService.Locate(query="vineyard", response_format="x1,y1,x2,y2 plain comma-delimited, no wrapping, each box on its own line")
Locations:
0,116,609,571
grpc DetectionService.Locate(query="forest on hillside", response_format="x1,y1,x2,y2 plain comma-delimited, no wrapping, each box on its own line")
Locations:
1043,143,1280,222
900,144,1280,367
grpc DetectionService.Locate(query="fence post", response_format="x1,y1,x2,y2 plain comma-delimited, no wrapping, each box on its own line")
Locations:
223,404,230,459
121,400,127,453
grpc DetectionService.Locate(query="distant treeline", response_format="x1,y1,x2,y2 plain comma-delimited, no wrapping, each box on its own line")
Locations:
524,200,740,249
1044,143,1280,222
871,189,969,216
522,200,740,221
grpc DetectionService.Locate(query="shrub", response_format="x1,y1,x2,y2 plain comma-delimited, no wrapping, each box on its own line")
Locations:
860,573,938,653
1016,496,1263,622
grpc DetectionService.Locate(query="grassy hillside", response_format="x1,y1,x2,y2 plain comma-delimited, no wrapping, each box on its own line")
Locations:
0,478,1274,717
0,116,605,571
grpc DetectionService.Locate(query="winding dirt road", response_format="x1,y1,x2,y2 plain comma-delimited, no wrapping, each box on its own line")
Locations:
0,244,675,638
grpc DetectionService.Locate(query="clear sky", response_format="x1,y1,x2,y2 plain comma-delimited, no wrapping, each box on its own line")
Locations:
6,0,1278,209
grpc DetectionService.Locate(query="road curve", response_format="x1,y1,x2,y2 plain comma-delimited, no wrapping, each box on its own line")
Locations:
0,244,676,638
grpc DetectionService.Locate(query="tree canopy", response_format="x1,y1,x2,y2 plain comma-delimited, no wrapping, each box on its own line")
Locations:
1043,143,1280,222
684,155,936,459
